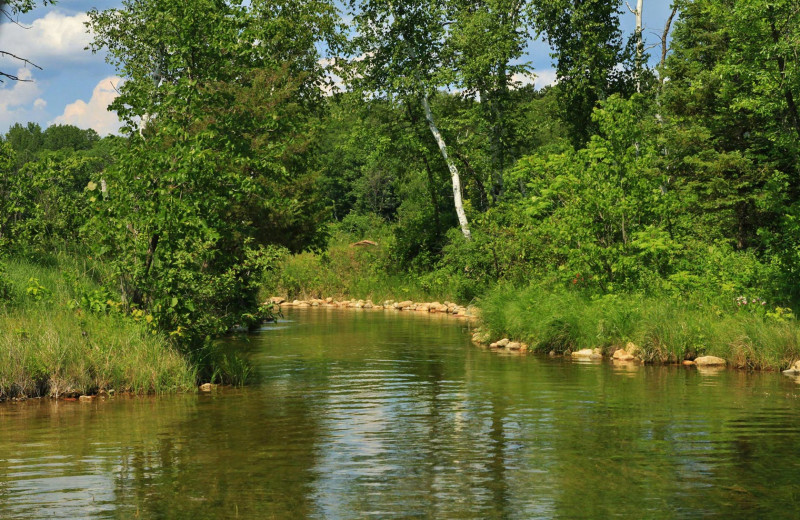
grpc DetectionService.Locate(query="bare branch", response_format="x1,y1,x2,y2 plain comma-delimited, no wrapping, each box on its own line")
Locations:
110,78,122,96
0,7,34,28
0,71,30,82
660,6,678,70
0,50,43,70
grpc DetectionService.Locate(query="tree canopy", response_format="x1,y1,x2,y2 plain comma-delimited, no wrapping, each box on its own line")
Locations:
3,0,800,353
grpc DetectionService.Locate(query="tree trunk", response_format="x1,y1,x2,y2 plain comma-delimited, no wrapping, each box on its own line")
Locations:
660,7,677,72
421,93,472,240
628,0,644,92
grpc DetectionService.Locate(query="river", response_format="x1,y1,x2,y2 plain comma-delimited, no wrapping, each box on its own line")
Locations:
1,308,799,518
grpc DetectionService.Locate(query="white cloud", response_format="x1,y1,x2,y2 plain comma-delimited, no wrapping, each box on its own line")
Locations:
511,69,558,90
533,69,558,89
33,98,47,109
0,68,40,107
0,11,92,65
0,68,47,132
52,76,123,135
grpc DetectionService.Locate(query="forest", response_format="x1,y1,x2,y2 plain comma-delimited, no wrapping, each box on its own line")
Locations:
2,0,800,397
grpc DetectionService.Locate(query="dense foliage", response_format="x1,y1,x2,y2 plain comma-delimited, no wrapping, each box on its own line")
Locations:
2,0,800,374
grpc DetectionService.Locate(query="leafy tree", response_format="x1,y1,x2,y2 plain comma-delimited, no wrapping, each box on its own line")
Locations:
0,137,100,252
42,124,99,152
447,0,533,203
535,0,636,146
316,91,458,266
658,0,798,300
343,0,473,239
86,0,337,342
5,122,43,167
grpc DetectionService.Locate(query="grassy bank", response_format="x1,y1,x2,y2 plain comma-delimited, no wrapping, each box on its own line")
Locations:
479,284,800,371
0,257,195,400
260,222,475,304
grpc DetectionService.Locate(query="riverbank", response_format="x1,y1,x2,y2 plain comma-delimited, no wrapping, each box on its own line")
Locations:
267,287,800,375
477,284,800,373
0,258,196,400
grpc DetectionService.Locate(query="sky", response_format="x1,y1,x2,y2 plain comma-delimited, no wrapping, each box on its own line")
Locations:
0,1,678,137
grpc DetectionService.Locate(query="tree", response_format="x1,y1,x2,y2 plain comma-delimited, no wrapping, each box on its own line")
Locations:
343,0,472,240
447,0,533,204
535,0,635,146
664,0,800,299
86,0,337,342
5,122,43,167
42,124,99,152
0,140,16,245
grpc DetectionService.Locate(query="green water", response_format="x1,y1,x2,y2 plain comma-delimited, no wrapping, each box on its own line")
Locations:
2,308,800,519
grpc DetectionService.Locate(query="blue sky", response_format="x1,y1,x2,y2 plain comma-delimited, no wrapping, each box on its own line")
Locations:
0,1,678,136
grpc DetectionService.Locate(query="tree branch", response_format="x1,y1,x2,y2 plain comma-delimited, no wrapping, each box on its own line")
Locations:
660,7,677,70
0,6,34,28
0,50,43,83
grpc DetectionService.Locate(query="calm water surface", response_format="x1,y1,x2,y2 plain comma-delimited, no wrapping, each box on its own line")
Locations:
2,308,800,519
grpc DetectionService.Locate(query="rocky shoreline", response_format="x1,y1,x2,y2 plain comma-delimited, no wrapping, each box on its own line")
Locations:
469,334,734,366
471,331,800,377
265,296,479,318
265,296,800,377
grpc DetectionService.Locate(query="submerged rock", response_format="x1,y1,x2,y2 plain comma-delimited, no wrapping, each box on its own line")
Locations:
782,360,800,375
572,348,601,359
612,348,635,362
694,356,726,367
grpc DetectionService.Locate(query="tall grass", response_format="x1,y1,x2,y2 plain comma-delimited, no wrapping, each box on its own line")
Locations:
261,242,471,304
0,256,195,399
479,284,800,370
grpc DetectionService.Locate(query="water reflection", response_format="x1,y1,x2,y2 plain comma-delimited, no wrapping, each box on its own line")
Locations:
1,308,799,519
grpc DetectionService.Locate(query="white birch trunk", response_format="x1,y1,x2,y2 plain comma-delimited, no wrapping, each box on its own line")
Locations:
422,93,471,240
636,0,643,65
628,0,644,92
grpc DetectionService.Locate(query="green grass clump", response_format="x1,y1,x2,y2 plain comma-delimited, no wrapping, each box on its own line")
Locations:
479,284,800,370
261,236,471,304
0,257,195,399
